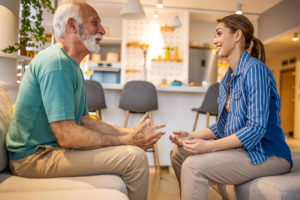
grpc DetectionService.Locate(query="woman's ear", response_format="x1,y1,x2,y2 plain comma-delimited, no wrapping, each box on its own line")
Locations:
235,30,243,42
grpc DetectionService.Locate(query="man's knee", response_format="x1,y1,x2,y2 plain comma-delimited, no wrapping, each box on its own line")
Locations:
126,145,148,168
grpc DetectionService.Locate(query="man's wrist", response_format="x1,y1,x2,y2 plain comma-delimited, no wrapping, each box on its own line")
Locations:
120,135,130,145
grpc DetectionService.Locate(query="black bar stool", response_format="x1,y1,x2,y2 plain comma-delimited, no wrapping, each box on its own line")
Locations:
119,81,162,178
85,80,107,121
192,83,219,131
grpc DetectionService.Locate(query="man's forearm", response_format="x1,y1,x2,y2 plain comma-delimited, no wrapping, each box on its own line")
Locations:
81,116,130,136
190,128,216,140
53,122,129,150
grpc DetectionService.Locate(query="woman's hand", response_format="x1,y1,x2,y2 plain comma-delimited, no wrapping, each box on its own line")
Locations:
182,138,214,155
169,130,192,146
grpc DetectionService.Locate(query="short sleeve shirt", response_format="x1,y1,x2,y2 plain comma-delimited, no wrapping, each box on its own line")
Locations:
6,45,89,160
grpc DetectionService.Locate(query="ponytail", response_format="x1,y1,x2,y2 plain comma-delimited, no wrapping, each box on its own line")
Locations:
250,37,266,63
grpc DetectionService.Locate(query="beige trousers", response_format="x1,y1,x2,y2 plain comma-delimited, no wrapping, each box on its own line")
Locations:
10,145,149,200
170,145,291,200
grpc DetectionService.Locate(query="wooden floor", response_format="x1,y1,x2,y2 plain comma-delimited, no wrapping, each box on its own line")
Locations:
148,136,300,200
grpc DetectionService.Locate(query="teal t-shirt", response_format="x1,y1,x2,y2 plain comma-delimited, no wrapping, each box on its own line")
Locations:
6,45,89,160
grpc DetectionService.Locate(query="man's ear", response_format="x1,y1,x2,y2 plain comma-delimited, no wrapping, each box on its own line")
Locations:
66,18,78,33
235,30,243,42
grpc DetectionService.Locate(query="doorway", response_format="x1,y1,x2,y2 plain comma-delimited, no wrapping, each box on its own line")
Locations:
280,67,296,136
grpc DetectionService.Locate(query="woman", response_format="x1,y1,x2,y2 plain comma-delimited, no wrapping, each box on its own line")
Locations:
169,14,292,200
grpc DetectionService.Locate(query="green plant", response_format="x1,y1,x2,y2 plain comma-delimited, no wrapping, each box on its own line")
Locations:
163,46,174,51
1,0,55,53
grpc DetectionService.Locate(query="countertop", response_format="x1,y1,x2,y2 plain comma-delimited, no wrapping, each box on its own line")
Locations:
101,83,208,93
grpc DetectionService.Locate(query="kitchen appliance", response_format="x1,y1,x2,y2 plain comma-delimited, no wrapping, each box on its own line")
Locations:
188,48,218,85
89,61,121,84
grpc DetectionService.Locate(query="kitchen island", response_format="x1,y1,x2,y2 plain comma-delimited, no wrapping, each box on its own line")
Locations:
100,83,217,166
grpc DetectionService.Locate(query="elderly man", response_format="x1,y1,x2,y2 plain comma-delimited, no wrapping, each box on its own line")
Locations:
6,1,165,199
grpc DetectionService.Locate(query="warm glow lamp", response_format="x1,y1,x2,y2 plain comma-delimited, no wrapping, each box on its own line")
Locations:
156,0,163,8
293,33,298,41
236,4,242,14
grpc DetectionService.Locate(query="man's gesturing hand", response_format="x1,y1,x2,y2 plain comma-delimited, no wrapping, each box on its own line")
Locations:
125,115,166,151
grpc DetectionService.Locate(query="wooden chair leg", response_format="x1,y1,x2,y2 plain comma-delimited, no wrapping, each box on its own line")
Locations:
149,111,162,179
193,112,199,131
124,110,130,128
96,109,102,121
206,112,210,128
216,116,218,122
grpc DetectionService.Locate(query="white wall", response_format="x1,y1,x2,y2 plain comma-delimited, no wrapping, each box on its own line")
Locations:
100,16,122,38
189,22,216,46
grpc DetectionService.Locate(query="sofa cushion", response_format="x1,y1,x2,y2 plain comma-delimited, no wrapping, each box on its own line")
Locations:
0,172,127,196
0,189,128,200
211,151,300,200
0,85,13,172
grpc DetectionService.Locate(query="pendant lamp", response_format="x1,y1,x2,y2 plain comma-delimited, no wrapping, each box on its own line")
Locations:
120,0,146,20
171,0,182,28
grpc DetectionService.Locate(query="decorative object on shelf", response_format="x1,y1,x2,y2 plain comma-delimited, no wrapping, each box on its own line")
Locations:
91,54,101,61
156,0,163,8
106,52,119,62
126,42,149,48
45,33,52,42
1,0,55,53
163,46,173,60
120,0,145,20
171,80,182,86
189,45,217,50
171,0,182,28
160,26,174,31
103,27,110,37
236,4,243,14
173,46,179,60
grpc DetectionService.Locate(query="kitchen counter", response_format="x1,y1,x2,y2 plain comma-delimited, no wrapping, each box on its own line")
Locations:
100,83,216,166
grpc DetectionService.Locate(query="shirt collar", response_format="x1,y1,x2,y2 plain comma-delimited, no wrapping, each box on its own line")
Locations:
232,51,250,77
221,51,250,86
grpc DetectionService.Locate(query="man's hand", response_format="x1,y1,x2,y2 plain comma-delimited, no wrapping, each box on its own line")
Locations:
169,130,192,147
182,139,213,155
125,114,166,151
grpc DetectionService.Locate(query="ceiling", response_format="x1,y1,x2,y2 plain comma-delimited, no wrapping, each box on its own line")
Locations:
89,0,282,14
265,31,300,57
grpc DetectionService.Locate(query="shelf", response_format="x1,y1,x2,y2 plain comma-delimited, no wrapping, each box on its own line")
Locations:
152,58,183,62
88,60,121,63
90,67,120,72
126,43,149,48
0,53,33,61
189,45,217,50
101,37,122,45
160,26,175,31
125,69,141,73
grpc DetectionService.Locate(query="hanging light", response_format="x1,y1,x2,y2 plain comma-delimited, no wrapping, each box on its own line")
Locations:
156,0,163,8
236,4,243,14
153,10,158,18
293,33,298,41
171,0,182,28
120,0,145,20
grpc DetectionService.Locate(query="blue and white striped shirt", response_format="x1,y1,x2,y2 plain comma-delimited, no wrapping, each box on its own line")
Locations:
208,51,293,166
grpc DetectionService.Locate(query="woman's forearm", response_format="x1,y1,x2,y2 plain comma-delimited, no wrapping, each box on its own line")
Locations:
210,134,242,152
190,128,216,140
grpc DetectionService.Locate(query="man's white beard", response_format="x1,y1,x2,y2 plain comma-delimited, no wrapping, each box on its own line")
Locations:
78,24,102,53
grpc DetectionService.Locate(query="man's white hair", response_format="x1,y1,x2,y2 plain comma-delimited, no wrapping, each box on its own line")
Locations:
53,0,87,40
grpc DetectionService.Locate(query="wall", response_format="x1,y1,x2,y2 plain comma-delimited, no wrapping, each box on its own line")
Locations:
189,22,216,46
258,0,300,43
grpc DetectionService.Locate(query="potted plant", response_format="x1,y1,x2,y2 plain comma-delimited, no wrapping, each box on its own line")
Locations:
1,0,55,54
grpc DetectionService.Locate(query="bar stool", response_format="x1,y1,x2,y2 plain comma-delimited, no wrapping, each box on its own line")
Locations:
192,82,219,131
85,80,107,121
119,81,162,178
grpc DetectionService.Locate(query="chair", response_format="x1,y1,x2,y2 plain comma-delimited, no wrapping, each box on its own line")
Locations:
84,80,107,121
119,81,162,178
192,82,219,131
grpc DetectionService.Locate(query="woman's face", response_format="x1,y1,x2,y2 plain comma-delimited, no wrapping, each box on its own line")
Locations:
213,22,237,58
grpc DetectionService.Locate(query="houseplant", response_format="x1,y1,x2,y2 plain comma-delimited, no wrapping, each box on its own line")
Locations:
1,0,55,54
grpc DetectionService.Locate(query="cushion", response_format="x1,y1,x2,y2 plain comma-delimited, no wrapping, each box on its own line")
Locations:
0,189,128,200
211,152,300,200
0,85,13,172
0,172,127,195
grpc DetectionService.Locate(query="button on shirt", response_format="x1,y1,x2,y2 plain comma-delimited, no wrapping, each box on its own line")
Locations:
208,51,293,167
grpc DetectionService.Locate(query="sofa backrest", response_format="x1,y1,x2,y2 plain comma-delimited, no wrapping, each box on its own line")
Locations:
0,85,13,172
